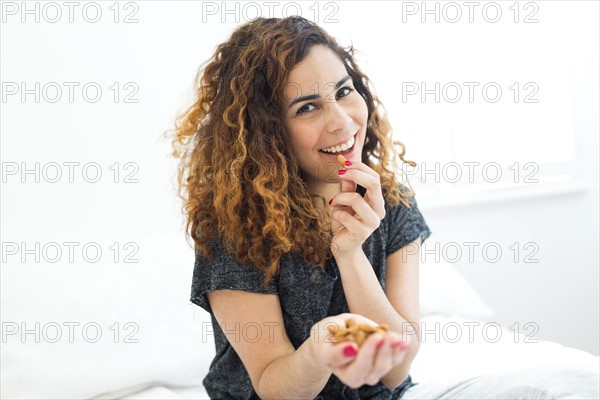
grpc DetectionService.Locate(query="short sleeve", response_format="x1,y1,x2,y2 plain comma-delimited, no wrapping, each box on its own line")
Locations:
385,194,432,257
190,239,278,314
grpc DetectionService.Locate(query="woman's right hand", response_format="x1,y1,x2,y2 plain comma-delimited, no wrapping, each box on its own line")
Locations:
308,313,411,388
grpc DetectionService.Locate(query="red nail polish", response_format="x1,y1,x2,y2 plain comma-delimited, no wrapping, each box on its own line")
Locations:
376,339,385,349
328,198,333,206
344,160,353,167
338,169,346,175
343,345,357,357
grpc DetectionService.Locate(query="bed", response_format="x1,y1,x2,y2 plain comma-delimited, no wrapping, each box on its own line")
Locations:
2,238,598,399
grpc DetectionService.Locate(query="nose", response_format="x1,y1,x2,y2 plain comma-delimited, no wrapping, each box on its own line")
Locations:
324,101,354,134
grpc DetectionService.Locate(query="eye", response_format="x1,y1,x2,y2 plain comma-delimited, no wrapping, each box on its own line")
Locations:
336,86,354,99
297,103,316,115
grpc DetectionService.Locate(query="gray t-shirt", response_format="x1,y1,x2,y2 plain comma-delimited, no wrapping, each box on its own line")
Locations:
191,187,432,399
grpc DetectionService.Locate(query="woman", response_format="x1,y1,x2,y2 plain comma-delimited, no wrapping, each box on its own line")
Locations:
171,16,430,399
172,15,600,400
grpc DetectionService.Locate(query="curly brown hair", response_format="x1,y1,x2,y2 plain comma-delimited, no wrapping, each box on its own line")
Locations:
169,16,417,288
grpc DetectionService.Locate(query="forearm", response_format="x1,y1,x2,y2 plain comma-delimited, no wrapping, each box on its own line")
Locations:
258,338,332,399
335,250,420,389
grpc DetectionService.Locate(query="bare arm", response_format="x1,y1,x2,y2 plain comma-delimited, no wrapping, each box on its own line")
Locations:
207,290,333,399
258,338,333,399
334,238,423,389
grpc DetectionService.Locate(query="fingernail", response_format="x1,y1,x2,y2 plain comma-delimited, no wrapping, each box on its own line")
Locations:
338,169,346,175
328,198,333,206
343,345,357,357
391,340,408,348
344,160,353,167
376,339,385,349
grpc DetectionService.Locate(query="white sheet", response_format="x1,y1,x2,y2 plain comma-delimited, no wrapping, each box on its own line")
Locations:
118,385,209,400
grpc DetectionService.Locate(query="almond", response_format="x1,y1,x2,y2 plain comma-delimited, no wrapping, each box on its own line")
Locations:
329,318,390,347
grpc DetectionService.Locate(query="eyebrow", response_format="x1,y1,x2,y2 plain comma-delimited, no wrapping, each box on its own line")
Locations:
287,75,352,110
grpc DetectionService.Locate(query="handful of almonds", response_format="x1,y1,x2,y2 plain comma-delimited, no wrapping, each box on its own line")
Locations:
328,318,389,347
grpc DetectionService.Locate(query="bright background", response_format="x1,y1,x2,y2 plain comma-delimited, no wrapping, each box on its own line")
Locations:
1,4,598,393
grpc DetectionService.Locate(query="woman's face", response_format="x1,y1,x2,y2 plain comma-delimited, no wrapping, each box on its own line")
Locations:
282,45,368,184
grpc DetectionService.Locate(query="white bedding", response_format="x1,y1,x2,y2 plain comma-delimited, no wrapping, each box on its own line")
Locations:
2,245,597,399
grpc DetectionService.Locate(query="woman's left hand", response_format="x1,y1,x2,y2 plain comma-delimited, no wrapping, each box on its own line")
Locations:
330,161,386,260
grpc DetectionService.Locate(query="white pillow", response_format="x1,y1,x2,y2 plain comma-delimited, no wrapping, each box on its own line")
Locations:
419,259,495,319
411,314,599,385
0,234,213,400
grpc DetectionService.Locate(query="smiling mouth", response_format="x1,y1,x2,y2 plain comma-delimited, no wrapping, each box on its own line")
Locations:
318,133,357,155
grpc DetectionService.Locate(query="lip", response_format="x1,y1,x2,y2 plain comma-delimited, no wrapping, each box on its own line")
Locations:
319,133,357,160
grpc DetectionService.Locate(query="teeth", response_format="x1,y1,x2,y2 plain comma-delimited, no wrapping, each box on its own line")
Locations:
321,136,354,153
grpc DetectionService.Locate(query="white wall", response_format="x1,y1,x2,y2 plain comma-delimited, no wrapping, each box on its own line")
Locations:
420,44,600,355
423,157,600,356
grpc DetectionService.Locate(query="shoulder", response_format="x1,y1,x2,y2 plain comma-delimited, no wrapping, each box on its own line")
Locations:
191,236,278,314
382,182,415,221
381,182,432,256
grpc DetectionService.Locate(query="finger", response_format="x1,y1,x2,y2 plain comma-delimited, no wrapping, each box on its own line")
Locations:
365,337,394,385
339,172,356,193
391,343,409,367
339,168,379,191
327,342,359,369
330,192,380,227
343,160,379,179
390,333,411,353
331,209,372,240
390,338,410,366
344,333,385,384
337,169,385,219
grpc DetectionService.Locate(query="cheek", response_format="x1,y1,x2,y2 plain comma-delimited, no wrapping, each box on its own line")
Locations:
346,94,368,127
289,125,318,152
356,96,369,123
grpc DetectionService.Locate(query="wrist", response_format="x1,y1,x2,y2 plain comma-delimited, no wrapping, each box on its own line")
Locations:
332,247,364,265
305,327,335,369
303,339,334,374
